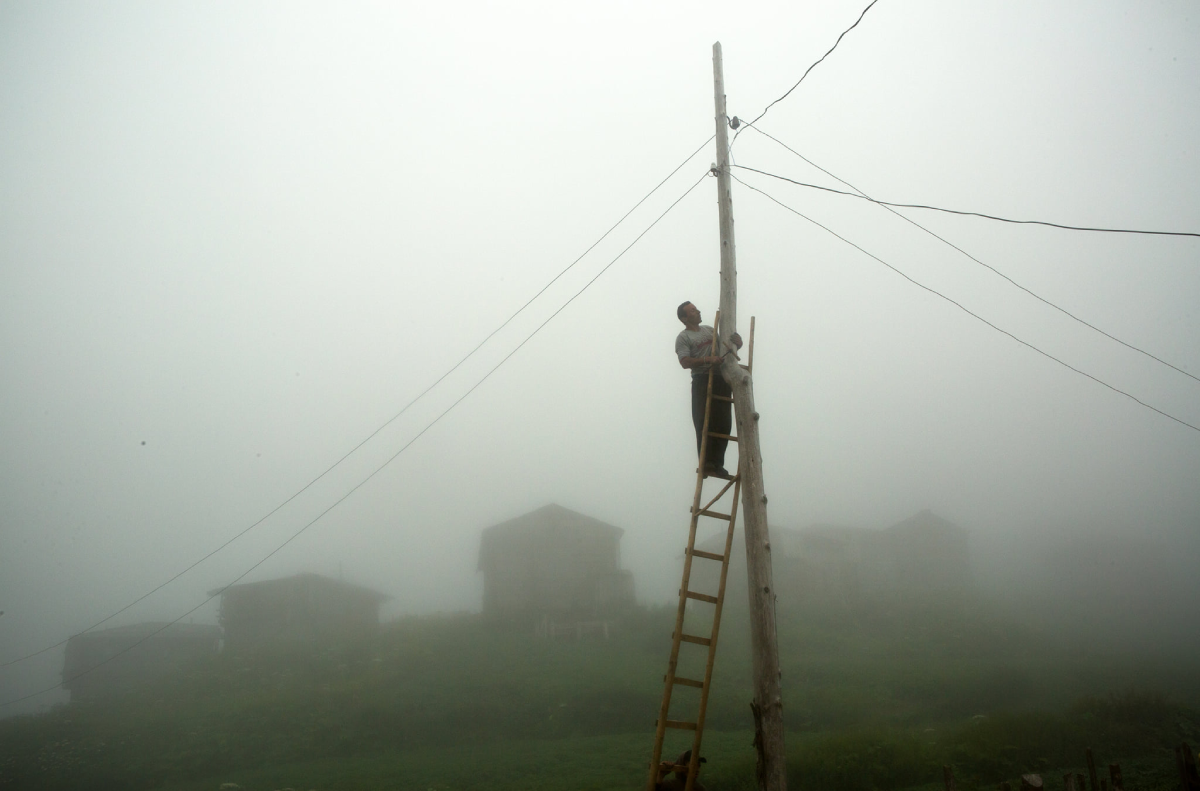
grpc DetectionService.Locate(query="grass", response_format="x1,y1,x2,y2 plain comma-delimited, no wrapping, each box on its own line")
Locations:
149,731,758,791
2,600,1197,790
146,700,1196,791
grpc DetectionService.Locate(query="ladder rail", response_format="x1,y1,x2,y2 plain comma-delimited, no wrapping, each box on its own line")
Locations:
747,316,756,373
684,317,754,789
688,473,742,790
648,312,724,785
648,313,756,791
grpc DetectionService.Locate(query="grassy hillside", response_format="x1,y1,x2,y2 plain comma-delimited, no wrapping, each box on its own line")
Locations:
1,598,1196,790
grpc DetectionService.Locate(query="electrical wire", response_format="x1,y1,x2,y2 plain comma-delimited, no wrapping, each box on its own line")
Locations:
732,0,883,149
733,129,1200,385
732,158,1200,239
729,172,1200,436
0,135,715,673
0,168,712,710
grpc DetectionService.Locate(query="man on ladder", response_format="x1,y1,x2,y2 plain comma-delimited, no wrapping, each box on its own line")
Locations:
675,301,742,478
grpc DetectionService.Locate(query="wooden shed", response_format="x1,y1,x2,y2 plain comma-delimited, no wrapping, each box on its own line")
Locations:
478,504,636,624
62,622,221,702
209,573,388,650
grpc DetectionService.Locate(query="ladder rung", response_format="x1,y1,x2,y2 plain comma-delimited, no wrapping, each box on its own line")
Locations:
739,364,750,370
679,633,711,646
686,590,719,604
689,548,725,561
711,394,733,402
673,676,704,688
697,509,731,521
664,719,698,731
707,432,738,441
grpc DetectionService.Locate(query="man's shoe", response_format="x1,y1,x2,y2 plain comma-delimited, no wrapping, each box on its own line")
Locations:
702,463,731,480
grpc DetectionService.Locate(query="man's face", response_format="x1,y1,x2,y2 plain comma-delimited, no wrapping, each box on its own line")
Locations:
683,303,701,325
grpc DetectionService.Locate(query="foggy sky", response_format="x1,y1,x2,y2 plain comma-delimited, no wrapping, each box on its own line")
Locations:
2,0,1198,715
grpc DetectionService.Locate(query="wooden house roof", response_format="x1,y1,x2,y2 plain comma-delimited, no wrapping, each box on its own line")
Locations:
207,572,389,602
478,503,624,571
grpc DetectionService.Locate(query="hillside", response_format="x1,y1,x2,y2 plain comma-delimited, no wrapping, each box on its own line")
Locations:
1,598,1197,790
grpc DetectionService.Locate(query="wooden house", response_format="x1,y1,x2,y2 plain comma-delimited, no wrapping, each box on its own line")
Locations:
477,504,636,626
62,622,221,702
209,573,388,650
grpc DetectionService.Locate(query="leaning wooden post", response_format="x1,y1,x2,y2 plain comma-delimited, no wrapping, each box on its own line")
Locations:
712,40,787,791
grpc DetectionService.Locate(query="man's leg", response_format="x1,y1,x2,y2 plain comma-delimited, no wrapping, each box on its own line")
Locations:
691,375,708,459
707,372,732,469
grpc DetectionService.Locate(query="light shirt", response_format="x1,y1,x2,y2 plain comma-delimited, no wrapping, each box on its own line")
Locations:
676,325,716,377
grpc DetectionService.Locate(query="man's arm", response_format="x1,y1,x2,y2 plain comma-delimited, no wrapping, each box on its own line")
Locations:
678,334,739,368
679,355,722,370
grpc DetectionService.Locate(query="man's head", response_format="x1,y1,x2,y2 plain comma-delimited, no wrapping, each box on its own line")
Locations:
677,301,701,325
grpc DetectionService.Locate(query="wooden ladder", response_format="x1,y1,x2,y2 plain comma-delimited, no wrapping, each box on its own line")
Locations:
647,313,755,791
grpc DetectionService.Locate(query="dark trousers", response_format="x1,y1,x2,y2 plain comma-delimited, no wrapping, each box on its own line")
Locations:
691,371,732,469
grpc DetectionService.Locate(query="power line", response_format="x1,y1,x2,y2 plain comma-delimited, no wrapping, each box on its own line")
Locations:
729,172,1200,436
732,148,1200,239
733,130,1200,386
732,0,884,147
0,135,715,672
0,168,712,710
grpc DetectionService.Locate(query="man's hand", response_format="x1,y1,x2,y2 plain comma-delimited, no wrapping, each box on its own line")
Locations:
731,332,743,350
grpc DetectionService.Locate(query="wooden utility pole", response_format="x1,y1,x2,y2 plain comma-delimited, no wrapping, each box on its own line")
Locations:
711,41,788,791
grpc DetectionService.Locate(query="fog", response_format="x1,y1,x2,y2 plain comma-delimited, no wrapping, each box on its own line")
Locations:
2,0,1198,722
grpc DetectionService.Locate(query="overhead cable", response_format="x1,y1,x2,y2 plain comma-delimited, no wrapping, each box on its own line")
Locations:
0,168,712,710
732,0,883,148
730,172,1200,436
732,159,1200,239
734,129,1200,386
0,135,715,672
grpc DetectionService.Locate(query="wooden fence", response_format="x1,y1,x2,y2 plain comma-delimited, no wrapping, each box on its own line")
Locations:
942,742,1200,791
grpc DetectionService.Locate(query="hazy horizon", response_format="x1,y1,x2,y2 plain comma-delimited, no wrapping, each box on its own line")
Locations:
2,0,1198,717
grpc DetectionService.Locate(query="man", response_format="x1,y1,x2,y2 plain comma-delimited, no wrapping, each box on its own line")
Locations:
675,301,742,478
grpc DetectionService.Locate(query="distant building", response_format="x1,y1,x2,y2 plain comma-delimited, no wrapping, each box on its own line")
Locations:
62,622,221,702
1001,533,1200,653
209,573,388,650
478,504,636,626
878,509,971,595
692,509,971,608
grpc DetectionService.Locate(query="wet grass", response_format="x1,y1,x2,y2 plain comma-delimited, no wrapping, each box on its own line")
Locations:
146,698,1196,791
2,601,1197,790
